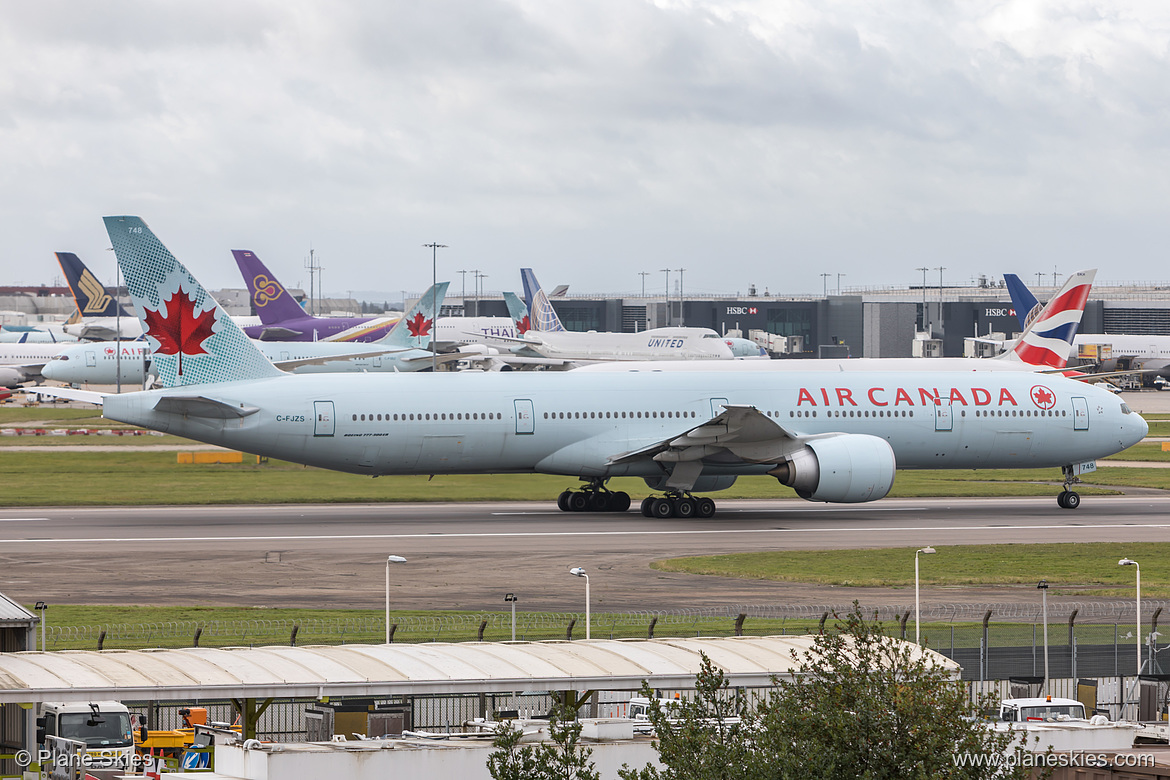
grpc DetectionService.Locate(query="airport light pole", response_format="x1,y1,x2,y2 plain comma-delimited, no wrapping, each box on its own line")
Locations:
639,272,649,297
1038,580,1049,694
569,567,590,640
935,266,946,331
660,269,671,326
915,547,936,645
423,244,447,372
458,270,469,315
836,273,845,295
1120,558,1141,674
505,593,518,641
675,268,685,325
916,267,929,333
35,601,47,651
385,555,407,644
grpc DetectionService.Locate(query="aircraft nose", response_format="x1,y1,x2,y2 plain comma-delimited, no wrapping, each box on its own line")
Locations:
1123,409,1149,448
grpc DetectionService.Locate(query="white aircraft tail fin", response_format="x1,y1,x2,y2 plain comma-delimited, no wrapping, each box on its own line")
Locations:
104,216,283,387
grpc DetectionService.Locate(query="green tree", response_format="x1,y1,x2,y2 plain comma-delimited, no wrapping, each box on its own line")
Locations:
622,604,1039,780
487,704,600,780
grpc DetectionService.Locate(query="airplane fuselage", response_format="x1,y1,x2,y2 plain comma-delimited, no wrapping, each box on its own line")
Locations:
102,369,1144,486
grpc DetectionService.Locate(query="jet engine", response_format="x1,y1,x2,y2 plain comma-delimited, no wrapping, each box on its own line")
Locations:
0,367,28,387
768,434,895,503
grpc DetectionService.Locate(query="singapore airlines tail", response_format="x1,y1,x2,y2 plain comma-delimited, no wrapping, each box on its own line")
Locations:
56,252,132,317
1003,269,1094,369
231,249,313,325
521,268,566,332
105,217,282,387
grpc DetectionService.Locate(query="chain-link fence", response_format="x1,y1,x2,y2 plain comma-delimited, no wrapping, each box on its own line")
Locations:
45,601,1169,683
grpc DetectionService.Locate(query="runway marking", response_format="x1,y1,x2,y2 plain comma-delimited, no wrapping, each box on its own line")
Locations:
4,523,1170,544
492,506,933,516
0,518,48,522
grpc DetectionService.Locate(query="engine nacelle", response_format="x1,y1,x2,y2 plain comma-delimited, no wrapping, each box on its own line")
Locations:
0,367,27,387
643,475,738,493
768,434,895,503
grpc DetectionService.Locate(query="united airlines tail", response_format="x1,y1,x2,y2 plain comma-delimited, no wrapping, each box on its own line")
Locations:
231,249,312,325
502,291,532,334
377,282,449,349
105,217,282,386
1003,274,1042,331
1005,269,1095,369
520,268,566,332
56,252,132,317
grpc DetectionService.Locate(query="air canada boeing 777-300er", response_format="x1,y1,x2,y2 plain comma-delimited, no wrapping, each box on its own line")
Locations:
41,217,1146,518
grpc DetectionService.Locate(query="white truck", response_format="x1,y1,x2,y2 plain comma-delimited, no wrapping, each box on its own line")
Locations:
36,701,140,773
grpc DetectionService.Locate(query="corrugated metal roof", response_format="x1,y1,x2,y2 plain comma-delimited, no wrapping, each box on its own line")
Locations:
0,636,958,703
0,592,35,624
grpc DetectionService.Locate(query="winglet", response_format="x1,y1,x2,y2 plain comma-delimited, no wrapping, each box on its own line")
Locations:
520,268,566,332
378,281,449,349
56,252,132,317
1006,269,1096,369
231,249,311,325
105,217,283,387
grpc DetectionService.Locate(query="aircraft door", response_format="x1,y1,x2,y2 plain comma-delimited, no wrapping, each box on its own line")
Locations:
1072,397,1089,430
85,350,97,367
314,400,336,437
710,397,728,417
280,351,290,362
514,399,535,435
934,400,953,431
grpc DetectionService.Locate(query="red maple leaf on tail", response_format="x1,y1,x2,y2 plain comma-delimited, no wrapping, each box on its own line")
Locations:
143,291,217,355
406,312,433,338
517,315,531,334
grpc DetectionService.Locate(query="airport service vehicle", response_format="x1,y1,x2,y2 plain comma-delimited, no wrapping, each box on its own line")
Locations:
37,701,138,772
993,697,1139,753
45,217,1146,519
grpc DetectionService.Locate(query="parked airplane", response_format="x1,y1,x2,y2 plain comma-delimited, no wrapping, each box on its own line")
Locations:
0,326,76,344
1005,274,1170,380
0,342,74,386
33,216,1139,518
42,283,451,387
234,249,400,342
56,251,144,341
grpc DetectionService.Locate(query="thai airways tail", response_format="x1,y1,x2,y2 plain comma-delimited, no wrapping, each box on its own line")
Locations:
1003,269,1095,369
502,291,532,334
520,268,566,332
1003,274,1042,331
105,217,283,387
231,249,313,325
56,252,133,317
377,282,449,349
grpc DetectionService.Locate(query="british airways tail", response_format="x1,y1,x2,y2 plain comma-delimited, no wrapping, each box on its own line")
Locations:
231,249,313,325
1004,269,1095,369
56,252,132,317
1003,274,1042,331
502,291,532,334
520,268,566,332
105,217,282,387
378,282,449,349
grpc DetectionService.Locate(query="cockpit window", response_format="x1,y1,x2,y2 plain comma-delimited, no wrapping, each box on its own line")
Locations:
1120,403,1133,415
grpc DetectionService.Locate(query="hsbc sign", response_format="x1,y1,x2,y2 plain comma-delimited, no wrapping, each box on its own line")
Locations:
726,306,758,315
984,308,1016,318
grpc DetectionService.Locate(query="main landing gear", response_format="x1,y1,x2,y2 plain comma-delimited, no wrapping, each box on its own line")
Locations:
1057,465,1081,510
557,480,631,513
640,492,717,519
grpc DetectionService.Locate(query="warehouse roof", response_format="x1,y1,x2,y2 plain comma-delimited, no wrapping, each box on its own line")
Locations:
0,635,958,703
0,593,35,625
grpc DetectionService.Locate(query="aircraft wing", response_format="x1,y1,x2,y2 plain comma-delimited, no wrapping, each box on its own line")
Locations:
257,326,305,341
22,386,106,405
608,405,802,466
272,348,411,370
153,395,260,419
400,352,472,366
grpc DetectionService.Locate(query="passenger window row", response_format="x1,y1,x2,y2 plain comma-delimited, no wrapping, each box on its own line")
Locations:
352,412,503,422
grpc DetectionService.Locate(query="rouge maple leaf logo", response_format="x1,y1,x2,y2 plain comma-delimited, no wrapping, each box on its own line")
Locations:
517,315,531,334
143,290,217,356
406,312,433,338
1030,385,1056,410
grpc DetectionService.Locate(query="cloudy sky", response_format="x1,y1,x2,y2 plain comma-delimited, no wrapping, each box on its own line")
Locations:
2,1,1168,299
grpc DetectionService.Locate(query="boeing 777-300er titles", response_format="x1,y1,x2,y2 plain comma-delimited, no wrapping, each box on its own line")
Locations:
234,249,400,342
62,217,1143,518
41,282,451,387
